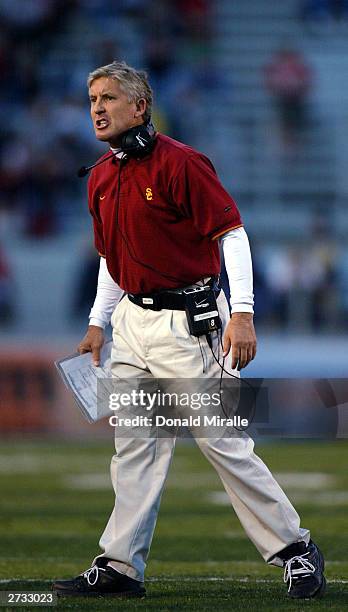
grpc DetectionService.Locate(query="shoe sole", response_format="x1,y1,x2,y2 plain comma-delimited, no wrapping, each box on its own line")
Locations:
54,589,146,599
289,575,326,600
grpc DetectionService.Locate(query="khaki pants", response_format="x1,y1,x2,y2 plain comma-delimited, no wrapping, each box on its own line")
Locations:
95,294,309,580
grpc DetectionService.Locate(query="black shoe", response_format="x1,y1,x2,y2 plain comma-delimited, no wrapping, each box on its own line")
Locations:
283,540,326,599
52,563,146,598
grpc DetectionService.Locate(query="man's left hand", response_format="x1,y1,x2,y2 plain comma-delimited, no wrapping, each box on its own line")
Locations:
223,312,257,370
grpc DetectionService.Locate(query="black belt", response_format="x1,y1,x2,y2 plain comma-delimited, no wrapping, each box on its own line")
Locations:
128,286,220,311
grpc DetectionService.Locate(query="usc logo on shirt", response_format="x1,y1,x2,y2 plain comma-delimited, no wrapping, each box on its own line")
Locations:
145,187,153,201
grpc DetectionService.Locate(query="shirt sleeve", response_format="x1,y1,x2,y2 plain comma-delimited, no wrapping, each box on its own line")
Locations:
171,153,243,239
221,227,254,314
88,173,105,256
89,257,124,328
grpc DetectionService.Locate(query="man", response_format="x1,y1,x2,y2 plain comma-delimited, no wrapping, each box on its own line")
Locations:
53,61,326,600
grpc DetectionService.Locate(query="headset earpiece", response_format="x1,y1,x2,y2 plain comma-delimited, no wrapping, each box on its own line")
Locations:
120,123,156,157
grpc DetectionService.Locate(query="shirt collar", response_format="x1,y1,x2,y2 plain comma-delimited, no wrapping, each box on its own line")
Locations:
110,147,124,159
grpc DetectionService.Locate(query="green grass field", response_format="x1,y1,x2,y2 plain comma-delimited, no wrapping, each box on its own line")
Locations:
0,439,347,611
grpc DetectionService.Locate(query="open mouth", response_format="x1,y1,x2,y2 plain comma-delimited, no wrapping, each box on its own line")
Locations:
95,118,109,130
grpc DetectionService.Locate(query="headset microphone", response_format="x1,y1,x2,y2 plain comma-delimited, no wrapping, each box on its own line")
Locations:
77,152,116,178
77,122,155,177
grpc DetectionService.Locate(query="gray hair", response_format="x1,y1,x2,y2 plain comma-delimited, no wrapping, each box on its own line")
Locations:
87,60,153,124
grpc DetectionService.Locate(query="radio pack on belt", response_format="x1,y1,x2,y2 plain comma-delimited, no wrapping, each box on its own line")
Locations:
183,286,222,337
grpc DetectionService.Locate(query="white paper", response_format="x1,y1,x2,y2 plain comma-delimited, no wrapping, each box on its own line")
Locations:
55,341,113,423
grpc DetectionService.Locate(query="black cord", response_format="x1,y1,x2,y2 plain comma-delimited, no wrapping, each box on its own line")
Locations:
205,332,256,431
197,336,206,374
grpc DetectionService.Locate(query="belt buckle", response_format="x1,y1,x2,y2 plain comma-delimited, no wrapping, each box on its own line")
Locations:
141,295,162,310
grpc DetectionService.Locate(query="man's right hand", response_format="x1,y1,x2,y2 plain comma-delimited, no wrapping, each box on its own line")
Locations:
77,325,105,366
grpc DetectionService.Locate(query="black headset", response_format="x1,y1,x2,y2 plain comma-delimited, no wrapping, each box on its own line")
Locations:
119,121,156,156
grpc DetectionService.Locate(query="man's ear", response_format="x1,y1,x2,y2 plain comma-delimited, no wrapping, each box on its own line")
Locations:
135,98,146,118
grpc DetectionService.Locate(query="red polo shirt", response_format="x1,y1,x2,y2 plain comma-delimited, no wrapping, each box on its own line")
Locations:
88,133,242,294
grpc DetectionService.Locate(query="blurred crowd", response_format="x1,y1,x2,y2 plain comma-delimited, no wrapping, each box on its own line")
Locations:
300,0,348,24
264,48,313,150
252,216,341,331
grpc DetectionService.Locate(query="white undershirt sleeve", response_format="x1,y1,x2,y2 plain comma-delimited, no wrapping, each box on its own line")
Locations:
89,257,124,328
220,226,254,314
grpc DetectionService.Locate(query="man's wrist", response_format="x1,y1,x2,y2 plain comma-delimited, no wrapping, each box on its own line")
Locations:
230,311,254,321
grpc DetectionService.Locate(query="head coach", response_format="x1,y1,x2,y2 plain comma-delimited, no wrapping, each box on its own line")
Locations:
53,61,326,600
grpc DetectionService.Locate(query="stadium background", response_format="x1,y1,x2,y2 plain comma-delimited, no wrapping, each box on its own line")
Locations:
0,1,347,609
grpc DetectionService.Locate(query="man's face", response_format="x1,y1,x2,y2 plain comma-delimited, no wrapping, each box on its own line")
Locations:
89,77,145,147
